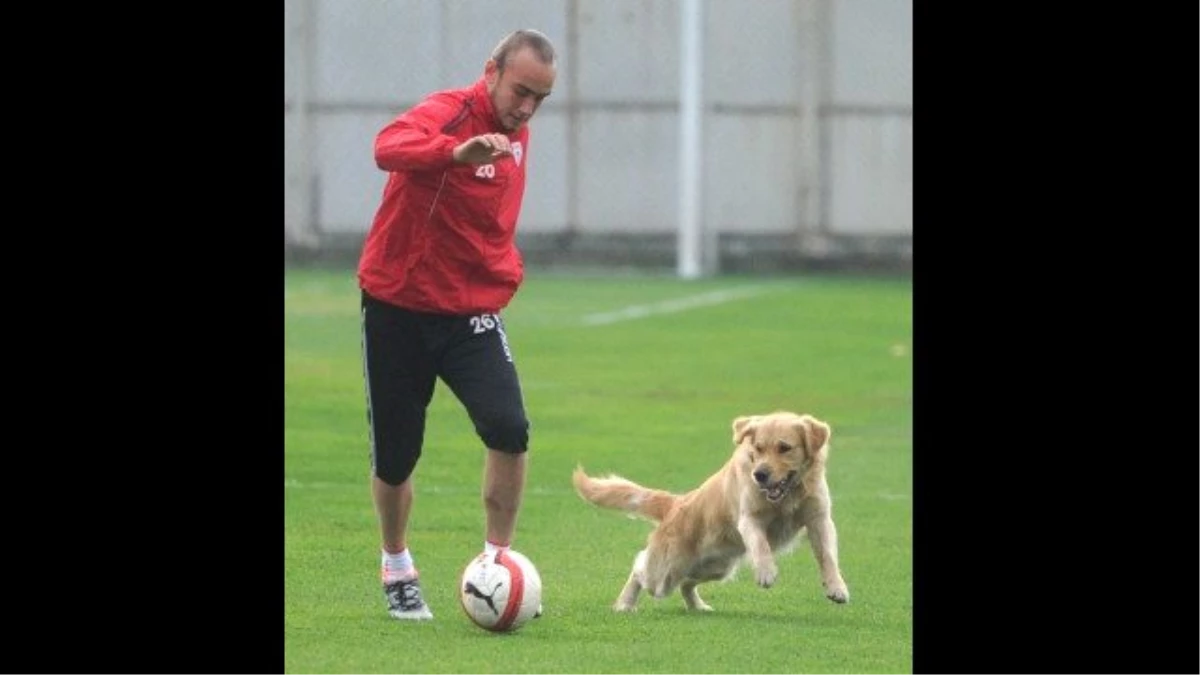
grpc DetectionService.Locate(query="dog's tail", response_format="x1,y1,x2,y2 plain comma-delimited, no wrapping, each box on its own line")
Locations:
572,466,678,522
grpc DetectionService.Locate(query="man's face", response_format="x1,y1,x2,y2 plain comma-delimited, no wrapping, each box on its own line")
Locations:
485,47,556,132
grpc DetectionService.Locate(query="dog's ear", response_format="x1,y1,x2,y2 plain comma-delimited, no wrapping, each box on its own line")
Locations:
732,415,759,445
797,415,831,457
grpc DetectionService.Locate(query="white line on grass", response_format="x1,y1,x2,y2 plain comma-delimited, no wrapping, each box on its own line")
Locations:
580,287,769,326
284,480,575,496
285,480,908,504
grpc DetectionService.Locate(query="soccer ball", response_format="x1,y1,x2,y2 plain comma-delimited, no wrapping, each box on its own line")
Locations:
459,549,542,632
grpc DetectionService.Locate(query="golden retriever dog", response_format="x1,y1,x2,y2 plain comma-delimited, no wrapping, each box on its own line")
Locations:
572,411,849,612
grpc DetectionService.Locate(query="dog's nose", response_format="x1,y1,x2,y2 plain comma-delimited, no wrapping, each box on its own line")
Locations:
753,469,769,485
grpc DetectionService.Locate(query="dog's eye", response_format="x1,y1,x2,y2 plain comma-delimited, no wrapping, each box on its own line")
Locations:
777,441,794,453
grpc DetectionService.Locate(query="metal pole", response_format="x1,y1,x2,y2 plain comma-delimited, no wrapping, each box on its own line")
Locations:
815,0,833,238
677,0,704,278
567,0,580,237
799,0,823,241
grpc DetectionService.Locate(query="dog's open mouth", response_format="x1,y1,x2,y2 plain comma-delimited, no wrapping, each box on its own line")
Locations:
760,471,798,502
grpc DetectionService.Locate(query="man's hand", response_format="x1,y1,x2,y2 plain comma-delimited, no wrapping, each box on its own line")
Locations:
453,134,513,165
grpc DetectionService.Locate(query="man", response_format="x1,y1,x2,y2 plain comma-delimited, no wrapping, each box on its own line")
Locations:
357,29,557,621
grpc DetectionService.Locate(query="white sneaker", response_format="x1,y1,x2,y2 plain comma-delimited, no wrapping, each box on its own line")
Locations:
384,577,433,620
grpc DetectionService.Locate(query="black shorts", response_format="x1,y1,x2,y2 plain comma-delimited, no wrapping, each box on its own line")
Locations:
360,291,529,485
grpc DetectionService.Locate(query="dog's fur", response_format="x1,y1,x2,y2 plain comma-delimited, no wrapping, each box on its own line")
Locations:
572,411,849,612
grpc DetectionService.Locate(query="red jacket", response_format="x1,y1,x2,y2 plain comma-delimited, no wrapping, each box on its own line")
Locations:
358,78,530,315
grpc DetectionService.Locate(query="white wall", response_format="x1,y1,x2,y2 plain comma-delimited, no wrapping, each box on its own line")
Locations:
827,0,913,236
284,0,912,250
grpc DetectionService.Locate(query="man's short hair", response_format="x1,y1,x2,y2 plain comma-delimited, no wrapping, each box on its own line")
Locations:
491,29,557,71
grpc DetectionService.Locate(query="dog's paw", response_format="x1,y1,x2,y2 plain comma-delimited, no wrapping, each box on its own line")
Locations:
825,584,849,603
613,601,638,613
755,561,778,588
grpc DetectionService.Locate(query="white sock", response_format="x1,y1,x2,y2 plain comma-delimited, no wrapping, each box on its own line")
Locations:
484,540,510,556
381,548,415,583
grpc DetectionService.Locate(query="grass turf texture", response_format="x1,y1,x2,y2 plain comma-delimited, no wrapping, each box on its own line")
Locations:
285,268,912,674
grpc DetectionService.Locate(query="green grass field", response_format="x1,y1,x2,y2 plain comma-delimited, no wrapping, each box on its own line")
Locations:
285,267,912,674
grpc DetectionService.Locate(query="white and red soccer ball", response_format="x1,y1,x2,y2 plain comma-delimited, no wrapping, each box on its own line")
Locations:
459,549,542,632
